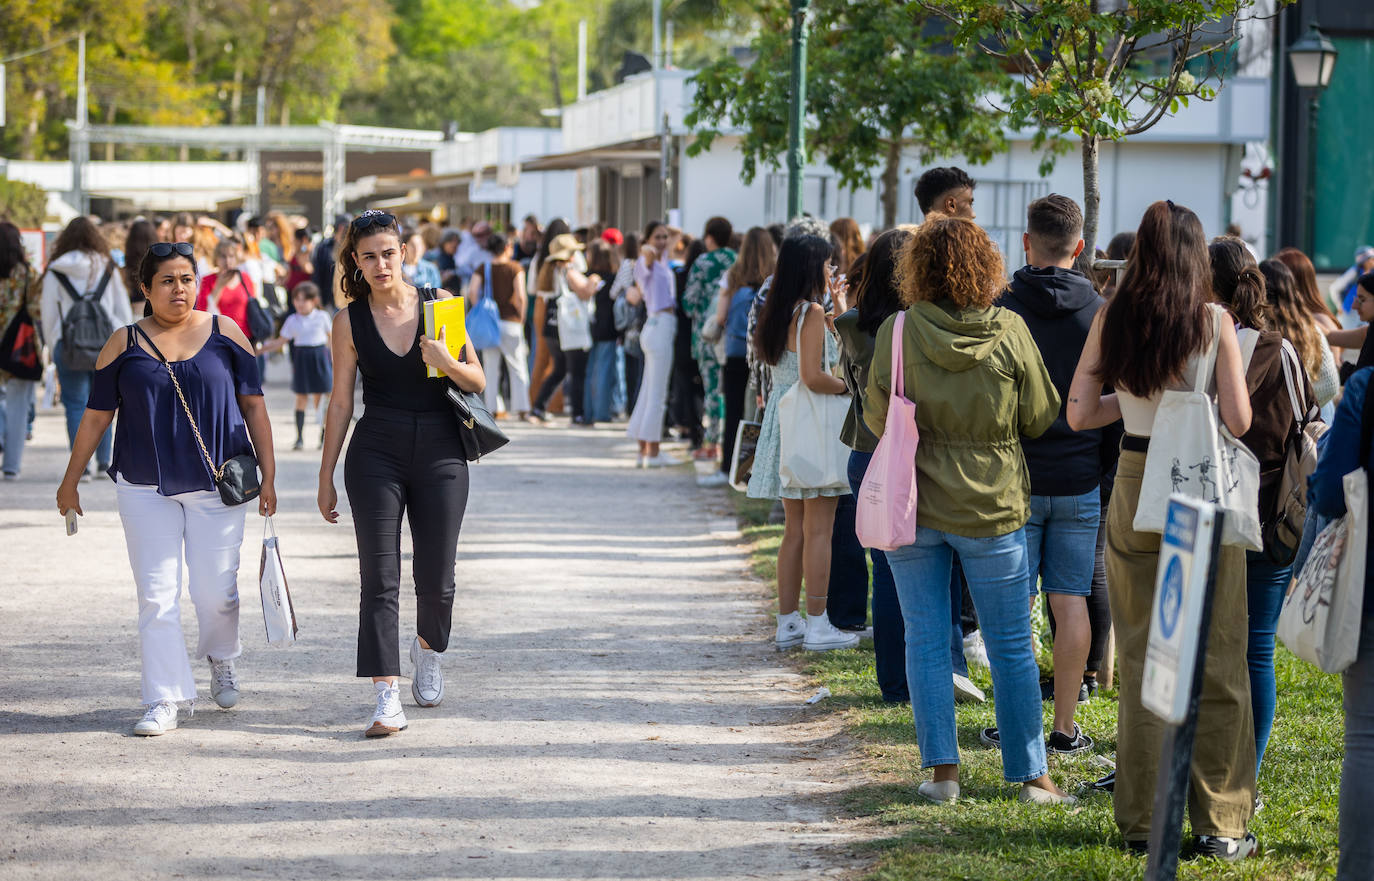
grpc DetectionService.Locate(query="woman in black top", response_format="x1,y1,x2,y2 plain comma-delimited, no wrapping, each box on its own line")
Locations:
317,211,485,738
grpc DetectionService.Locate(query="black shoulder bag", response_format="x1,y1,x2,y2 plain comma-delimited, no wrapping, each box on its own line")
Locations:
418,287,510,461
135,322,260,505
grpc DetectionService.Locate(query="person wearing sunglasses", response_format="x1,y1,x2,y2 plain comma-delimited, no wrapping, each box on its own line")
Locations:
317,210,485,738
56,241,277,736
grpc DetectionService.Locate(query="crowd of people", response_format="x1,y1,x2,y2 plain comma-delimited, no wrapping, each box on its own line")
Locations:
5,165,1370,876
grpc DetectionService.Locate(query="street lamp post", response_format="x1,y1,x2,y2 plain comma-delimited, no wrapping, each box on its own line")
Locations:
1287,22,1338,258
786,0,811,221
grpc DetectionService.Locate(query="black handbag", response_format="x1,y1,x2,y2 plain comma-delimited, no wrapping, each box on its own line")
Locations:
445,382,509,461
135,323,260,505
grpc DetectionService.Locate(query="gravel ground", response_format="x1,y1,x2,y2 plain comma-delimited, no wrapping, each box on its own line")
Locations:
0,369,866,880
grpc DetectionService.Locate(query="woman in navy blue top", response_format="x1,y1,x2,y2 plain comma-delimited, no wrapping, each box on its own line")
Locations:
316,211,485,738
1307,366,1374,881
56,242,276,737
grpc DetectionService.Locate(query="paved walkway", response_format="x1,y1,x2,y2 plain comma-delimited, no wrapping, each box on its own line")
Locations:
0,373,861,880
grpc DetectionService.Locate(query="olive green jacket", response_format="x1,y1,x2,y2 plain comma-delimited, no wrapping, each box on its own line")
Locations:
863,300,1060,537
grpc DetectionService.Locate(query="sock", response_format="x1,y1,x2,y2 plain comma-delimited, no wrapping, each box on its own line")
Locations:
294,410,305,441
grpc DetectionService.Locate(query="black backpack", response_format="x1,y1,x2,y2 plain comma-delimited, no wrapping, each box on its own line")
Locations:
53,262,115,371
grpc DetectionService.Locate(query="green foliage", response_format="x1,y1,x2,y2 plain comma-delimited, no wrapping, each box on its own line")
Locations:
0,179,48,226
686,0,1007,228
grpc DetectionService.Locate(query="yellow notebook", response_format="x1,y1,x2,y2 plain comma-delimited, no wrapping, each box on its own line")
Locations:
422,296,467,378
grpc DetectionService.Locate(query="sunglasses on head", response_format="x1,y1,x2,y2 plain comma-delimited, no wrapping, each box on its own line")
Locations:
149,242,195,258
352,211,396,232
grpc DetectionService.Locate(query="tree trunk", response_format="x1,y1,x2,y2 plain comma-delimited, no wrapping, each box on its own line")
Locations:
879,136,902,230
21,84,44,160
104,101,117,161
547,43,563,110
1081,133,1101,255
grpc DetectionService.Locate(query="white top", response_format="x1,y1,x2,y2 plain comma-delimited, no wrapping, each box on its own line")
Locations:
1117,304,1223,437
279,309,332,347
40,250,133,347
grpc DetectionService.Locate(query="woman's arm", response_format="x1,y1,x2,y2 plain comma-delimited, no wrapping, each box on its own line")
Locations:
565,266,601,300
1326,325,1367,349
217,317,276,515
1213,318,1252,436
318,310,357,523
1066,311,1122,431
464,269,483,303
798,303,846,395
512,270,527,319
55,331,125,516
420,329,485,393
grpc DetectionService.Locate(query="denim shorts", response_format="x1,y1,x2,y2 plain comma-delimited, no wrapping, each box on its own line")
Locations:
1024,488,1101,597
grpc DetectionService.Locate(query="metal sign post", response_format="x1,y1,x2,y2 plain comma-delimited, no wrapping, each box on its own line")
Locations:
1143,496,1225,880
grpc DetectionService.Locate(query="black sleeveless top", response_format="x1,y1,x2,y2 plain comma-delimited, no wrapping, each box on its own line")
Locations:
349,294,450,412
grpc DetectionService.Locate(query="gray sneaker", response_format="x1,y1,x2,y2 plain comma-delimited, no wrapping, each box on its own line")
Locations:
409,636,444,707
209,657,240,709
133,700,179,736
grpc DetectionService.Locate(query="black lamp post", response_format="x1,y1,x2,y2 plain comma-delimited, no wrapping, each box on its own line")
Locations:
1287,22,1338,257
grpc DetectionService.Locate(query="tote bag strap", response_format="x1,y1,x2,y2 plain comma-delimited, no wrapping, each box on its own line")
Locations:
891,311,906,399
792,301,834,371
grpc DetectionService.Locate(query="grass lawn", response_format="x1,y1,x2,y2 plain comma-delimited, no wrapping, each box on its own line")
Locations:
735,497,1344,880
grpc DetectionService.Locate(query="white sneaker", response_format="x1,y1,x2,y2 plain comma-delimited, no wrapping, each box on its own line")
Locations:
646,454,684,468
963,631,990,670
802,611,861,652
775,612,805,650
365,681,408,737
918,780,960,803
209,656,240,709
1019,783,1078,806
952,673,986,704
696,470,730,487
409,636,444,707
635,456,646,469
133,700,179,736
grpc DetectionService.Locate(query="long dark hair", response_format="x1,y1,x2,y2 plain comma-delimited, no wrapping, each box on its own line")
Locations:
754,234,831,365
534,218,571,269
335,213,404,304
1209,236,1266,330
123,219,158,300
853,227,910,334
49,216,110,266
0,221,29,282
1095,201,1212,396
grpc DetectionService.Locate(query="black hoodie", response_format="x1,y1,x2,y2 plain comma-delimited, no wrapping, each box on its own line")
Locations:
997,265,1109,496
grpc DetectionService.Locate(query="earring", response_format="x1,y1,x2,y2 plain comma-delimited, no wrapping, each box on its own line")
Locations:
353,268,363,282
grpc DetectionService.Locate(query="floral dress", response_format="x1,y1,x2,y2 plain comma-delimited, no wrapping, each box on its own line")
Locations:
683,247,735,445
746,321,846,501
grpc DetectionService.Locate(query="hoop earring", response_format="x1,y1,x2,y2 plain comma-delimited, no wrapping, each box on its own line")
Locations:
353,268,363,282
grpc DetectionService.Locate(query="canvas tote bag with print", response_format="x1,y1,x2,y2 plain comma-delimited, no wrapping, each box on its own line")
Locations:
1278,375,1373,673
555,266,593,352
1133,308,1263,550
259,516,299,646
777,305,850,491
856,310,920,550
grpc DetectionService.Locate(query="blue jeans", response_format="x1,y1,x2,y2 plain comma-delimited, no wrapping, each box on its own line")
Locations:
845,450,908,702
585,340,619,423
1246,549,1294,774
886,526,1048,782
55,342,112,468
0,377,36,475
1024,489,1101,597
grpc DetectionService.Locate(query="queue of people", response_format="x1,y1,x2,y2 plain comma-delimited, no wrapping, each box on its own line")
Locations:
14,175,1371,877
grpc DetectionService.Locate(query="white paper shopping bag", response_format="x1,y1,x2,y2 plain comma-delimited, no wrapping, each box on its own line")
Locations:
259,516,298,646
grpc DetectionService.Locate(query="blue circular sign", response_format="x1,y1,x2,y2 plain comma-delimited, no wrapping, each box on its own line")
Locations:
1159,554,1184,640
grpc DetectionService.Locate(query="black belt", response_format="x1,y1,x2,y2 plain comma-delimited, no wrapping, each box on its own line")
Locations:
1121,434,1150,453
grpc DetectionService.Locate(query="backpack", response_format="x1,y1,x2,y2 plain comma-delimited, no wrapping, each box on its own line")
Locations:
53,262,115,372
1264,340,1329,564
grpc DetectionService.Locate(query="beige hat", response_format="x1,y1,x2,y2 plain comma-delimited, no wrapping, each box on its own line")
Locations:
547,233,585,263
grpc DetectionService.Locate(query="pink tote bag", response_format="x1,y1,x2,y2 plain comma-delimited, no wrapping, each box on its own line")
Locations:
855,311,919,551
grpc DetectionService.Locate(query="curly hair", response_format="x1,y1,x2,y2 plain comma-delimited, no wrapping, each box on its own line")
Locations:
896,215,1005,310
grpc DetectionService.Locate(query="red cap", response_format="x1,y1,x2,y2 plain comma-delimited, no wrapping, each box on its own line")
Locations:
601,227,624,245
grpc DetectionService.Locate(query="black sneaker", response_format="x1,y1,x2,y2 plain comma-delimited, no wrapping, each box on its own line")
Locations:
1192,834,1259,861
1040,678,1055,702
1124,839,1148,855
1047,722,1094,755
979,727,1001,748
1078,681,1092,704
1090,770,1115,792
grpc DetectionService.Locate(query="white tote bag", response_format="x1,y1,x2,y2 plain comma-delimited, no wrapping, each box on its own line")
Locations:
1278,453,1369,673
1133,309,1263,550
555,268,593,352
259,516,298,647
777,306,850,491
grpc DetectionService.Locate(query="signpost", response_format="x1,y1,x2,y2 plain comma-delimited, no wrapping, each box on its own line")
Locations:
1143,495,1225,880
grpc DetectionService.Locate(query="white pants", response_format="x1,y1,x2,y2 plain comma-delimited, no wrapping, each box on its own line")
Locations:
480,319,531,414
115,477,248,704
627,312,677,443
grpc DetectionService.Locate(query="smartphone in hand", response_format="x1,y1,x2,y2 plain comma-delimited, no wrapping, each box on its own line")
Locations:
65,510,78,536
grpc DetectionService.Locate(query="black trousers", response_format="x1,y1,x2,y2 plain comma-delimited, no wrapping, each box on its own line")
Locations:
345,407,470,677
533,336,566,414
564,348,589,420
720,356,749,474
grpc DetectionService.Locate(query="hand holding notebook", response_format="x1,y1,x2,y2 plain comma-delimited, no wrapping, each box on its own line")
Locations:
421,295,467,378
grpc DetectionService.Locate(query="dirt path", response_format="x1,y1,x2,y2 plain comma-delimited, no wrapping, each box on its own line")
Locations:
0,374,864,880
